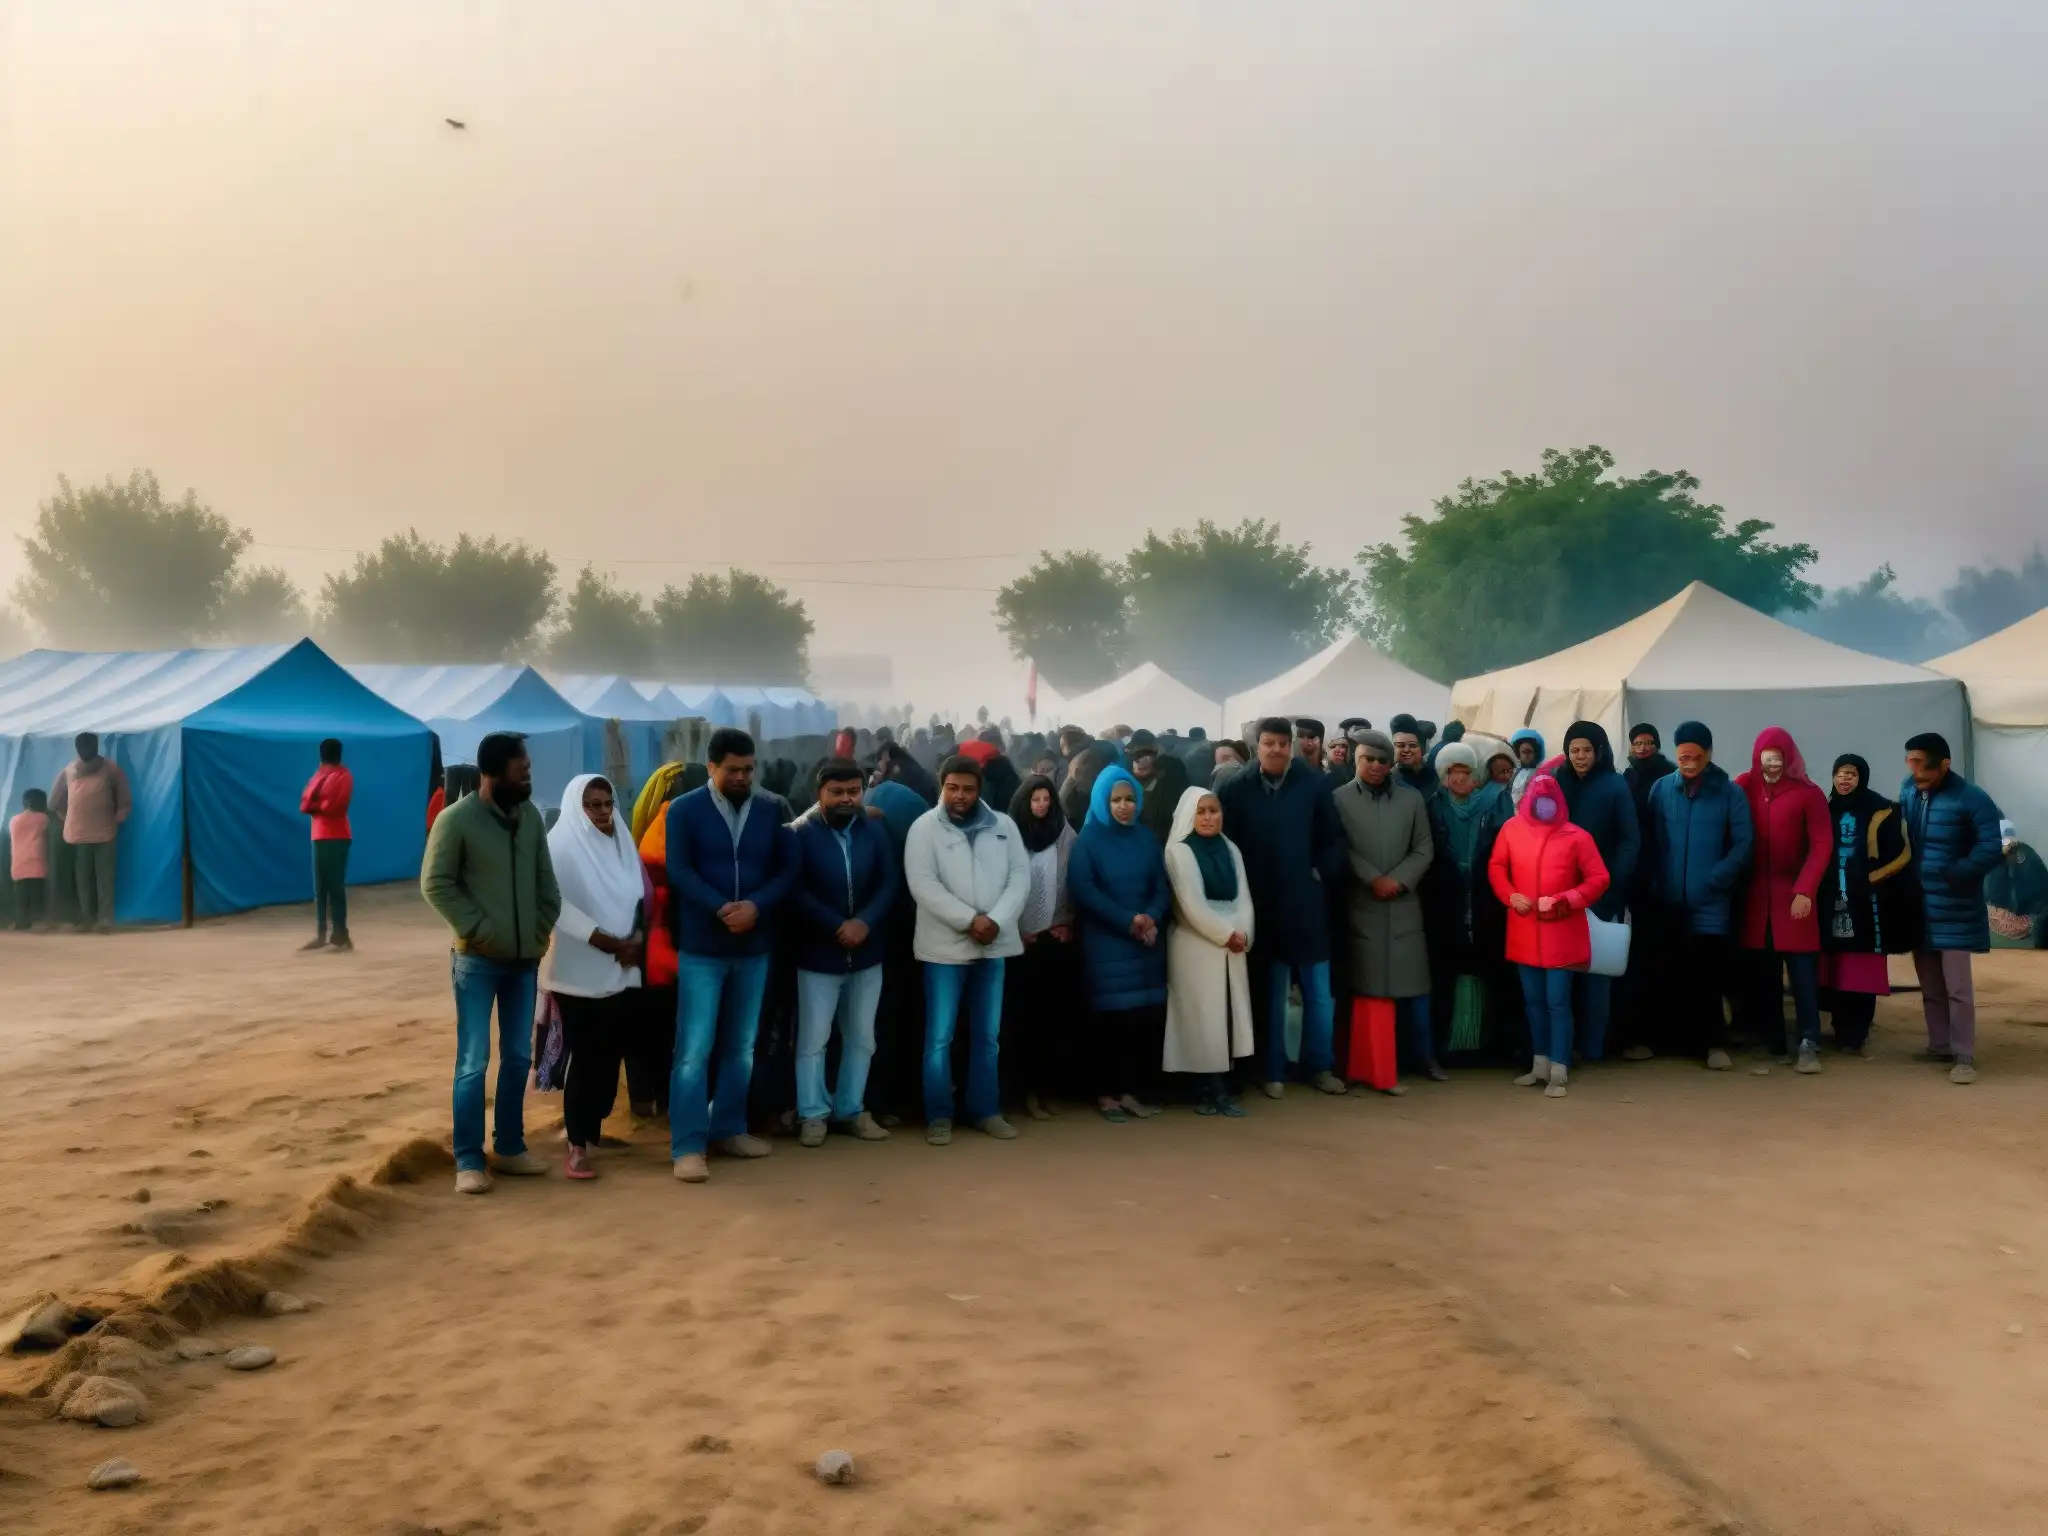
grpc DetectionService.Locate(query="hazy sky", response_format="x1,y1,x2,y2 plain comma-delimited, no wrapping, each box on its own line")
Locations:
3,1,2043,706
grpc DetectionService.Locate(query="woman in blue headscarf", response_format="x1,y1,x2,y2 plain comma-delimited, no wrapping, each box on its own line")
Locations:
1065,763,1172,1121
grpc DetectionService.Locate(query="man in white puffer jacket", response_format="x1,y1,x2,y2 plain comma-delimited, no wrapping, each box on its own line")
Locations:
902,753,1031,1147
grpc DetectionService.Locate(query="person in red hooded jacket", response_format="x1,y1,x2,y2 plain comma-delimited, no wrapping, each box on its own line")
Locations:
1734,726,1832,1074
1488,773,1610,1099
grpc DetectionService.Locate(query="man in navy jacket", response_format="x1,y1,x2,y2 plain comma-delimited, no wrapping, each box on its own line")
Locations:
665,728,796,1183
1644,721,1752,1069
1556,721,1640,1060
1900,732,2006,1084
789,758,899,1144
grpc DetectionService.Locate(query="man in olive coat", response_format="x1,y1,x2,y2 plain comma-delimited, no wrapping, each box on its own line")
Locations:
1332,730,1441,1080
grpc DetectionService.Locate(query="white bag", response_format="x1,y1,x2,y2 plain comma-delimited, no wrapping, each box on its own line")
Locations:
1585,912,1632,978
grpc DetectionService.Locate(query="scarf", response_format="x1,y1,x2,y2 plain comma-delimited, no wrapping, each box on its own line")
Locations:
1009,774,1066,854
630,760,691,844
1439,781,1505,872
1168,785,1238,902
550,775,645,939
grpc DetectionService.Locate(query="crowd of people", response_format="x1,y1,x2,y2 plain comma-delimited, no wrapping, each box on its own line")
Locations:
405,706,2017,1193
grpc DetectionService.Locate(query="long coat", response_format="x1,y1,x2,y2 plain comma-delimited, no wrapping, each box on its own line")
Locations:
1332,777,1435,999
1215,757,1347,968
1734,773,1831,952
1067,820,1172,1011
1162,839,1256,1073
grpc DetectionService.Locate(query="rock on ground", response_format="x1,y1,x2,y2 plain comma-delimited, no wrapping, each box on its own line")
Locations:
813,1450,857,1486
173,1336,224,1360
1,1294,74,1353
87,1459,142,1490
58,1376,150,1428
260,1291,310,1316
224,1345,277,1371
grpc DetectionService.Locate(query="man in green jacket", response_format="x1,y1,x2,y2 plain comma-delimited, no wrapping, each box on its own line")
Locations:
421,731,563,1194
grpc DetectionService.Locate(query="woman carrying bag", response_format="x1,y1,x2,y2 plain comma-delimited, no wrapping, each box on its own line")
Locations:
1162,787,1256,1116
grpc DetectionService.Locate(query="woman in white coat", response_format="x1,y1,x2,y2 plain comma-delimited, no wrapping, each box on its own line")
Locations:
1163,786,1255,1116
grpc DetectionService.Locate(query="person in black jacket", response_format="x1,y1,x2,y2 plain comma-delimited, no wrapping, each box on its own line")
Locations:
1615,723,1677,1058
1216,717,1349,1097
1554,722,1640,1061
1421,744,1513,1059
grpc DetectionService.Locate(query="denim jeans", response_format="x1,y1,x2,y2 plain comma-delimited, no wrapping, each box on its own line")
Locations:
670,952,770,1157
1772,950,1823,1048
1260,959,1334,1082
1573,972,1611,1061
795,964,885,1123
923,958,1005,1124
1398,994,1436,1069
1519,964,1575,1065
450,952,538,1172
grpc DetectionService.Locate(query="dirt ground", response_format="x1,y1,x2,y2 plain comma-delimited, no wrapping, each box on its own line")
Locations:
1,886,2045,1536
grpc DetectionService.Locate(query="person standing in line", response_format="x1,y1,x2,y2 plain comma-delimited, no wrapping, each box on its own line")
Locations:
1488,772,1610,1098
663,728,796,1183
1553,722,1639,1062
1643,722,1753,1071
1508,730,1546,806
1818,754,1917,1055
299,737,355,952
1615,724,1677,1059
863,750,932,1123
420,731,561,1194
1067,765,1173,1122
1216,717,1349,1098
1899,732,2004,1085
1293,718,1330,775
1389,715,1439,798
1162,786,1255,1116
10,788,52,930
789,758,897,1147
543,775,646,1181
1734,727,1833,1073
1420,744,1513,1057
1006,773,1078,1120
1209,739,1250,788
1332,730,1441,1085
48,732,131,932
902,754,1031,1145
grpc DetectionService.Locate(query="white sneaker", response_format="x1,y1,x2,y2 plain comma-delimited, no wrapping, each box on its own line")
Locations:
1544,1062,1569,1099
454,1168,493,1195
1262,1081,1285,1101
1794,1043,1823,1075
1705,1048,1733,1072
490,1150,549,1177
672,1154,709,1183
1950,1058,1979,1085
1513,1055,1551,1088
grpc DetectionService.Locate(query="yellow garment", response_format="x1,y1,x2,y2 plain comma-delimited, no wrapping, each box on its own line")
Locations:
631,762,689,844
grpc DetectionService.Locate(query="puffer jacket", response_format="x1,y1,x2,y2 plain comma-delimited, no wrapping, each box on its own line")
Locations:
1899,769,2004,952
1734,728,1831,953
1645,762,1754,936
1554,723,1639,920
1066,768,1172,1011
1488,774,1610,970
903,800,1030,963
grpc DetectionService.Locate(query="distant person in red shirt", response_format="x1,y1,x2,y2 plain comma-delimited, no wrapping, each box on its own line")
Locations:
300,737,355,951
10,788,52,931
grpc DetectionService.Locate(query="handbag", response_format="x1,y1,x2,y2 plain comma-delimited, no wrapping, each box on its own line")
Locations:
1584,912,1632,978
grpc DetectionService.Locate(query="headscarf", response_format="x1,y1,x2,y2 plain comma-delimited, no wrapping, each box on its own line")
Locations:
1086,763,1145,832
1556,720,1617,819
631,760,692,843
1516,772,1571,828
1744,725,1813,787
1828,753,1886,820
1009,773,1066,854
1169,785,1237,902
955,739,1000,768
549,775,645,944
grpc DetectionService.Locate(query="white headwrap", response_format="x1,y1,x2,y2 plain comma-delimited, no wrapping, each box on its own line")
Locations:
548,774,644,940
1168,784,1219,843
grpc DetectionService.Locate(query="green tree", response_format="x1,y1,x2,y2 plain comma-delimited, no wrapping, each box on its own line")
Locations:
993,550,1131,693
319,531,557,662
1942,546,2048,643
650,569,812,684
548,567,655,674
12,471,255,647
1125,519,1358,698
0,605,31,660
1785,564,1952,662
214,566,312,645
1359,446,1820,680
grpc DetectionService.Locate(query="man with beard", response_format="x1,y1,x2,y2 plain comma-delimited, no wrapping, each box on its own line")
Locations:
421,731,561,1195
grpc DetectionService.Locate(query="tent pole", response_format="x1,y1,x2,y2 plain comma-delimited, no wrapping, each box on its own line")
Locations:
181,782,194,929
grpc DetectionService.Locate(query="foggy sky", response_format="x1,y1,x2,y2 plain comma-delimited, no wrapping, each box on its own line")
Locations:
2,1,2043,708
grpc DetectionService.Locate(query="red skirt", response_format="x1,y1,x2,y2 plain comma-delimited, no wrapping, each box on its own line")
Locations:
1820,952,1890,996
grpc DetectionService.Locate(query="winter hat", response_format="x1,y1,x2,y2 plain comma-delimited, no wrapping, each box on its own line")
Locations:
1435,742,1479,775
1674,720,1713,751
1628,722,1660,747
1352,729,1395,760
1293,717,1325,739
1439,721,1465,744
1388,713,1420,739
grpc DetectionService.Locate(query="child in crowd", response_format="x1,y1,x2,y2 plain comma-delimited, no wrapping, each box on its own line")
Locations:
10,788,51,931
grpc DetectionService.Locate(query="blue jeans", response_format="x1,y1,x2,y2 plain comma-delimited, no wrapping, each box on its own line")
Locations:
1260,959,1334,1082
923,958,1005,1124
795,964,885,1123
450,953,538,1172
1399,994,1436,1069
1761,949,1823,1048
1519,964,1575,1065
1573,972,1612,1061
670,952,770,1157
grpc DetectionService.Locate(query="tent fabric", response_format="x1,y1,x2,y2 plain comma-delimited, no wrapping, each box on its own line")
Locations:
1054,663,1224,737
348,664,589,810
545,673,695,799
0,640,431,924
658,683,741,728
1929,607,2048,838
1450,583,1969,787
1224,634,1451,741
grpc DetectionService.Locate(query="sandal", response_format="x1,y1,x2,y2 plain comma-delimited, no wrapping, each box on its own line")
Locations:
1216,1096,1247,1118
1120,1097,1161,1119
564,1147,598,1181
1099,1105,1130,1124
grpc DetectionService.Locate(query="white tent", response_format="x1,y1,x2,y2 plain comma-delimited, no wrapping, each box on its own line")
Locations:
1450,582,1968,777
1054,662,1223,737
1929,606,2048,839
1224,634,1450,739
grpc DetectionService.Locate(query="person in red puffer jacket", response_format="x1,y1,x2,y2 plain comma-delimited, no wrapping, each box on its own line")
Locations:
299,738,355,952
1488,773,1609,1099
1734,726,1832,1074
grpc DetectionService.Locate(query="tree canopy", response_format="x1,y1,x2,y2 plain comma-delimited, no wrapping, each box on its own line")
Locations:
1359,446,1820,681
1943,547,2048,643
993,550,1131,692
1784,564,1953,662
548,567,656,674
318,531,557,662
0,606,30,661
650,569,813,684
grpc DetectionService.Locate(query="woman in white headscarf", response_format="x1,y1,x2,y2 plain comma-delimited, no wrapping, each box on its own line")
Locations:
543,774,649,1180
1162,786,1255,1115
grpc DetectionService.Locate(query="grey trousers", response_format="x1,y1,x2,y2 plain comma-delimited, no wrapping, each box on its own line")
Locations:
73,842,117,928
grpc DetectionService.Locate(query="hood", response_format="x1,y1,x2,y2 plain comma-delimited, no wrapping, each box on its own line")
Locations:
1515,772,1572,828
1509,728,1545,757
1559,720,1617,778
955,739,1000,768
1167,783,1222,844
1087,763,1145,831
1741,726,1815,789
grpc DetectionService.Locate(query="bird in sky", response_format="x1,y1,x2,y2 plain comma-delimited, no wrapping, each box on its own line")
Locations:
444,117,467,130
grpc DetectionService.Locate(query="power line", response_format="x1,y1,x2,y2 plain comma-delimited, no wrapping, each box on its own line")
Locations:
248,539,1030,569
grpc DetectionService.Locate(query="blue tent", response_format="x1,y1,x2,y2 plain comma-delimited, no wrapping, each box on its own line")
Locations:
661,682,740,728
546,673,683,798
348,664,589,809
0,641,432,925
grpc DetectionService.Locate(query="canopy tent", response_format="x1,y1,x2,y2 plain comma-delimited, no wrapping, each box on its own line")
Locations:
1224,634,1450,740
710,685,834,742
657,683,740,728
348,664,590,809
545,673,688,798
1054,662,1224,737
0,641,431,924
1450,582,1969,781
1929,607,2048,839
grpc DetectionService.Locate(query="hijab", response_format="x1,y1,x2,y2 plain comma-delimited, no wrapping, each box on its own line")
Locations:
550,775,645,941
1009,773,1067,854
631,760,691,844
1085,763,1145,833
1744,725,1815,788
1169,785,1238,902
1828,753,1887,821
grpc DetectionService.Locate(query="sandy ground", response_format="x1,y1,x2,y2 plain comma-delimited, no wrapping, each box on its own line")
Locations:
1,886,2045,1535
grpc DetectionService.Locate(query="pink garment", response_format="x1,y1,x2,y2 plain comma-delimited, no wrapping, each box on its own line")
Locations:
1735,726,1831,953
9,810,50,879
1820,951,1890,996
49,758,132,845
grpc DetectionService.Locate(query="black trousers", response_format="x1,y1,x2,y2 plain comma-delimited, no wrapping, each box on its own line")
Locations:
1677,931,1733,1056
1096,1003,1166,1101
625,984,674,1112
1003,935,1080,1099
11,877,44,930
1829,990,1877,1051
560,990,635,1147
868,912,926,1120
